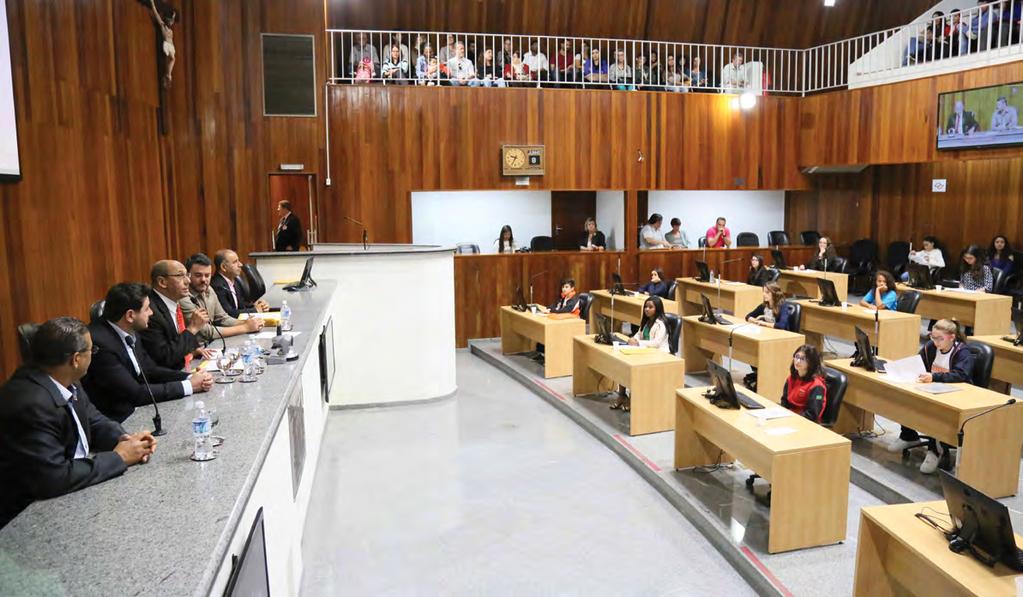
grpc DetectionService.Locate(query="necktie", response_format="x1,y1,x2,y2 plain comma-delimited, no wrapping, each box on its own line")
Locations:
65,386,90,457
175,304,193,370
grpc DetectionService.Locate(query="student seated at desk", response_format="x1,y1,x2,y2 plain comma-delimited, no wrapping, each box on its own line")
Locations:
637,268,670,299
860,270,898,311
781,344,828,423
494,225,519,254
988,234,1015,276
611,296,670,411
745,282,794,330
539,278,581,316
888,319,975,474
799,236,839,271
747,255,771,287
960,245,993,292
901,235,945,281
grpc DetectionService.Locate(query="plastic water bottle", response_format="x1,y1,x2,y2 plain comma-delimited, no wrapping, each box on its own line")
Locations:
280,301,292,332
192,400,213,461
709,269,717,284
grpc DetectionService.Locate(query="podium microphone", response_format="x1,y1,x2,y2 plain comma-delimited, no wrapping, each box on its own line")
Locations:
126,336,166,437
955,399,1016,472
529,270,548,309
344,216,369,250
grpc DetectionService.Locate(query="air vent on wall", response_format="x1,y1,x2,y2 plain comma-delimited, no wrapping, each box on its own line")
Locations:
800,164,869,174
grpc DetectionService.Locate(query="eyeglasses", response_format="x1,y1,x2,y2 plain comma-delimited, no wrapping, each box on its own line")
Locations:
792,354,807,362
163,272,188,279
930,334,952,342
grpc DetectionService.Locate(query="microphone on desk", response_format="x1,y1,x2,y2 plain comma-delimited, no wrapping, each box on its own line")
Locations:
727,321,755,372
528,270,548,309
192,293,227,352
125,336,166,437
344,216,369,250
955,399,1016,473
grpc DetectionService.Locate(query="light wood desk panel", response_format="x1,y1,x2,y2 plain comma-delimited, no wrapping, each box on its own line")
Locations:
974,335,1023,390
897,284,1012,336
573,335,684,436
796,299,921,360
675,387,850,553
682,314,805,402
777,269,850,302
589,289,680,327
854,501,1023,597
500,306,585,378
827,358,1023,498
675,278,763,318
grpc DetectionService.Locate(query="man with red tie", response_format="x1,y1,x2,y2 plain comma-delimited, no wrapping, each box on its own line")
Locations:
139,259,212,371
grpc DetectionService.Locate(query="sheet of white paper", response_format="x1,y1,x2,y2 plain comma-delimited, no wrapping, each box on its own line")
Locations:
915,383,963,394
764,427,797,436
740,325,763,336
747,408,795,421
946,287,977,294
239,312,280,320
253,331,301,340
883,354,927,383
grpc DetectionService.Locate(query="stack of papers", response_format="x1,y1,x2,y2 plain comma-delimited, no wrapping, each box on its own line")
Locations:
915,383,963,394
882,354,927,383
746,408,795,421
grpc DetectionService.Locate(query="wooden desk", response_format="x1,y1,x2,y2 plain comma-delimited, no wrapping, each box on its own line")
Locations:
796,299,921,360
674,387,850,553
897,284,1012,336
682,314,805,402
589,289,680,326
573,335,685,435
675,278,763,318
827,358,1023,498
854,501,1023,596
500,306,585,378
974,335,1023,389
777,268,850,302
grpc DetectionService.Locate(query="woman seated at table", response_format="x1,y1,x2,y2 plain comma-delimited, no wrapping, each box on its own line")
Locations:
493,225,518,254
888,319,975,474
960,245,994,292
859,270,898,311
745,282,793,330
902,235,945,281
579,217,606,252
988,234,1015,276
611,296,670,411
746,255,771,287
780,344,828,423
799,236,839,271
637,267,670,299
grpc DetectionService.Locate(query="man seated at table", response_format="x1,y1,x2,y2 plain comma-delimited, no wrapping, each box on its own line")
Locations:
140,259,212,370
179,253,264,345
705,216,732,248
0,317,157,528
211,249,270,319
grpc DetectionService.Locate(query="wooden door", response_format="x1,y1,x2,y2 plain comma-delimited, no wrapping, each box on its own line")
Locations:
269,174,315,249
551,191,596,251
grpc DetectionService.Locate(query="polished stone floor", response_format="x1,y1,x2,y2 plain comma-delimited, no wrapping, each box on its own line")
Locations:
300,352,757,596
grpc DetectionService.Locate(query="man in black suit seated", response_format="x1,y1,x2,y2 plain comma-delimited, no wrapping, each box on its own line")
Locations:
211,249,270,319
139,259,212,371
274,200,302,252
83,283,214,423
180,253,263,345
0,317,156,528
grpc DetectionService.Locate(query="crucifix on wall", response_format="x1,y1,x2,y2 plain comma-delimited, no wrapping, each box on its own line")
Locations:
148,0,177,88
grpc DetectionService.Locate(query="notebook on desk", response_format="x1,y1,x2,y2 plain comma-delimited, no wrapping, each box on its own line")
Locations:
915,383,962,394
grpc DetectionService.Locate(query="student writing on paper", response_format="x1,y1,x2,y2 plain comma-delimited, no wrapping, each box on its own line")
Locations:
859,270,898,311
780,345,827,423
745,282,794,330
611,297,670,412
960,245,993,292
888,319,975,474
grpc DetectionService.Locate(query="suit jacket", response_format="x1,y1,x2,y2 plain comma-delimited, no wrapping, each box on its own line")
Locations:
0,367,127,528
82,321,189,423
180,286,241,344
274,212,302,251
139,289,201,370
211,274,253,319
946,110,980,134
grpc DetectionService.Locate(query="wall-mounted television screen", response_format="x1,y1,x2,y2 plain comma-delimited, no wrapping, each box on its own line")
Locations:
937,82,1023,150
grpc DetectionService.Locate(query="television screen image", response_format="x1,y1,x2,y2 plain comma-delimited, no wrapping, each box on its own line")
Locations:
937,82,1023,150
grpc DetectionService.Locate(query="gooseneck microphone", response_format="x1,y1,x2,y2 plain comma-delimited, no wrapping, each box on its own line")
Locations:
529,270,548,308
192,293,227,352
955,399,1016,471
126,336,166,437
344,216,369,250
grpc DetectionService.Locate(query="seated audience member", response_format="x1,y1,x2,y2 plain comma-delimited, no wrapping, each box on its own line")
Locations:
476,48,505,87
494,225,518,253
903,235,945,281
638,268,670,299
632,54,651,89
612,296,671,411
705,217,732,248
640,213,672,249
747,255,771,287
583,48,609,83
354,56,374,82
665,54,688,92
800,236,839,271
746,282,793,330
608,50,633,90
988,234,1015,275
496,38,514,71
416,44,436,84
348,32,379,76
541,278,581,316
664,217,690,248
83,283,214,423
140,260,211,370
960,244,994,292
437,34,457,65
781,345,828,422
860,270,898,311
579,217,606,251
721,52,747,92
447,42,478,87
991,96,1019,131
504,52,531,85
522,41,548,81
179,253,264,344
645,52,664,90
212,249,270,319
553,40,572,83
390,32,410,64
889,319,974,473
0,317,157,528
380,45,409,84
687,55,707,88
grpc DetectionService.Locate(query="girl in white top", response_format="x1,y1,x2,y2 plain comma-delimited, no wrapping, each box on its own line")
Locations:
628,296,671,353
493,225,519,254
908,236,945,268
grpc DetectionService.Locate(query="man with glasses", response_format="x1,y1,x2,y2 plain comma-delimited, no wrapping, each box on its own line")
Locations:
179,253,263,344
0,317,157,528
139,259,211,370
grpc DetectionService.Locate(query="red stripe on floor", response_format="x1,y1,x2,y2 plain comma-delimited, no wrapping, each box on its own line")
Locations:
533,379,567,401
612,434,662,473
740,546,794,597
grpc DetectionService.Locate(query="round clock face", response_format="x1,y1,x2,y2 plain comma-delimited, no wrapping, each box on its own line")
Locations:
504,148,526,169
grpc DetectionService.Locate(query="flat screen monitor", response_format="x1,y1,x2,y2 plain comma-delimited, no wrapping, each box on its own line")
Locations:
1005,311,1023,345
815,277,841,307
939,470,1023,570
610,272,627,295
694,261,710,282
852,326,882,372
706,360,738,408
0,1,19,181
224,507,271,597
699,293,726,325
284,257,316,292
937,82,1023,151
906,263,935,290
770,249,787,269
512,286,528,311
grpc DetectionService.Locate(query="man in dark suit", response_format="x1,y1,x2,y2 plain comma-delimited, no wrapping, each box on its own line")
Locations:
0,317,156,528
946,100,980,135
83,283,214,423
274,200,302,252
139,259,211,370
211,249,270,319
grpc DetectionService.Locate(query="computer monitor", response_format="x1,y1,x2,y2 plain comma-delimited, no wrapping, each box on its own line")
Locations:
906,263,935,290
698,293,727,325
694,261,710,282
939,470,1023,571
284,257,316,292
224,508,271,596
610,272,628,296
594,314,617,345
512,286,528,311
771,249,787,269
706,361,739,408
1005,311,1023,346
815,277,841,307
852,326,881,372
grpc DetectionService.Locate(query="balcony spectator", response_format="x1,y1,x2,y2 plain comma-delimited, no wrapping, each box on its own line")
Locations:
504,51,531,86
967,0,1000,52
721,52,748,93
354,56,374,83
522,41,549,81
633,54,651,88
1003,1,1023,45
583,48,609,84
476,48,506,87
411,34,426,66
665,54,689,92
381,45,409,84
438,34,457,64
447,42,479,87
348,32,379,77
422,56,441,86
688,55,707,89
554,40,574,85
389,32,410,64
497,38,515,71
416,44,435,82
608,50,634,90
646,52,664,90
466,39,478,64
950,9,969,56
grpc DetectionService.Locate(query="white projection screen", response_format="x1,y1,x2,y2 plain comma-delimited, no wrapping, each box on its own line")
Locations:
0,0,20,180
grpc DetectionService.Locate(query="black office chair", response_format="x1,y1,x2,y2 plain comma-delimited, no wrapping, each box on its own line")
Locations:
242,263,267,302
799,230,821,246
89,300,106,324
17,322,39,364
885,241,911,279
782,300,802,333
766,268,781,283
846,239,879,294
992,268,1008,294
664,313,681,356
667,281,678,300
896,290,922,314
767,231,790,246
577,293,593,322
736,232,760,247
530,236,554,252
455,243,480,254
698,236,707,248
820,367,849,428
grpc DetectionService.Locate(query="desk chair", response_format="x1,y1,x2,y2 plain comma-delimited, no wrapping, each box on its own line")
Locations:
89,300,106,324
846,239,879,294
667,280,677,300
698,236,707,248
766,268,781,283
455,243,480,254
799,230,821,246
767,231,790,246
577,293,593,322
17,323,39,364
241,264,267,302
529,236,554,252
736,232,760,247
886,241,911,279
665,313,681,356
896,290,922,314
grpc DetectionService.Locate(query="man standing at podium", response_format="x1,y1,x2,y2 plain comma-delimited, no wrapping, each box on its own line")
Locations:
274,200,302,252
